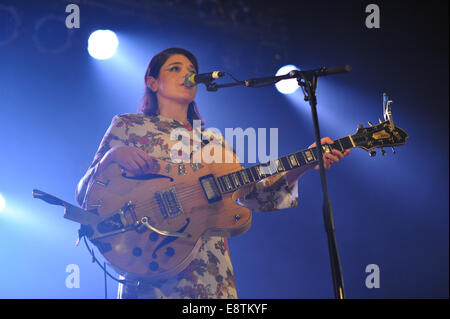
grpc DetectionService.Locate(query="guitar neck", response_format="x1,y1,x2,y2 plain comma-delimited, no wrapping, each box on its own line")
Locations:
215,135,355,193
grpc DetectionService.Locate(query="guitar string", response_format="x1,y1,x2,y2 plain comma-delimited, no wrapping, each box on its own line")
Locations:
102,149,318,210
103,163,293,212
96,144,345,212
113,165,261,209
132,179,253,213
92,147,350,222
129,173,263,211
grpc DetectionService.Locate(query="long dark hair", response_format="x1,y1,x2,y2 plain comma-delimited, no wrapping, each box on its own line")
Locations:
137,48,204,125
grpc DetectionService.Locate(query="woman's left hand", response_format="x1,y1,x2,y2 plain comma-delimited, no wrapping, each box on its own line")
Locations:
309,137,350,170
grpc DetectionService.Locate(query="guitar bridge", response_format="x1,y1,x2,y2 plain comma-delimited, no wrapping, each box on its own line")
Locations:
155,187,184,219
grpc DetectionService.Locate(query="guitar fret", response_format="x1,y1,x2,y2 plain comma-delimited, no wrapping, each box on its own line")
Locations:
303,149,314,163
348,135,356,148
227,174,236,189
244,168,255,183
280,157,291,170
237,172,244,185
216,177,222,191
277,158,286,172
241,170,250,184
340,137,353,150
311,149,317,161
223,176,232,191
288,154,299,167
254,166,261,179
314,147,322,159
217,177,226,193
231,173,241,187
221,177,229,192
256,166,266,179
250,167,259,180
301,151,308,164
337,139,345,152
294,152,306,166
285,156,293,169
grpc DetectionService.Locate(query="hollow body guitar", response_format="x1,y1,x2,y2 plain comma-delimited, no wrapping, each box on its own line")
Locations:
84,143,252,283
54,118,407,283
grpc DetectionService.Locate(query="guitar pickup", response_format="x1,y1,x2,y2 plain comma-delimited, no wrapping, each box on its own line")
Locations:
199,174,222,203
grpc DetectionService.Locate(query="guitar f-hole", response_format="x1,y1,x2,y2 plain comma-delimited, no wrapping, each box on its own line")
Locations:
151,218,191,259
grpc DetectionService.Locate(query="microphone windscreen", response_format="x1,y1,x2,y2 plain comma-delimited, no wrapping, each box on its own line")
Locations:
184,72,196,88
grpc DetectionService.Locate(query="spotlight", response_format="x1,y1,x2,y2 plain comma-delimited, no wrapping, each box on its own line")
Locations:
0,4,21,46
33,15,73,54
275,65,300,95
0,193,5,212
87,30,119,60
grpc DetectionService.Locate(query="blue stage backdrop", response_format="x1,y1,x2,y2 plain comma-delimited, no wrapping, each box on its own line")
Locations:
0,0,447,299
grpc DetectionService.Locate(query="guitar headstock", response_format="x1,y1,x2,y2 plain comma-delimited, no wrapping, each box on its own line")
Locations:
350,94,408,155
351,120,408,152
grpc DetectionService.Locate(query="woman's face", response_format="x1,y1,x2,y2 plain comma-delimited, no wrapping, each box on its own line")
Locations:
148,54,198,107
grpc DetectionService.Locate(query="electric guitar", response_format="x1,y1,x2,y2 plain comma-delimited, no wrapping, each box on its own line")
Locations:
33,112,408,283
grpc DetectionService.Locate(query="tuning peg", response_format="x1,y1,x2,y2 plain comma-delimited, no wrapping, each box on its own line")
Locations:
378,118,383,124
391,147,396,154
369,151,376,157
380,148,386,156
368,121,373,127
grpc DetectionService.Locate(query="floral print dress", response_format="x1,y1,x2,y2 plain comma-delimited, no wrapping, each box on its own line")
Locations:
75,113,299,299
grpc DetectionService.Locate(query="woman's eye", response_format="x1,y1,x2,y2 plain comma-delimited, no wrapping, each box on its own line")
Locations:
169,66,180,71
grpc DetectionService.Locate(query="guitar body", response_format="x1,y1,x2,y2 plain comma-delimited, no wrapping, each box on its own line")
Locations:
83,145,252,282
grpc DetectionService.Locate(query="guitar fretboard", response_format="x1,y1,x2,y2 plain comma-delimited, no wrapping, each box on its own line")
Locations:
216,136,354,193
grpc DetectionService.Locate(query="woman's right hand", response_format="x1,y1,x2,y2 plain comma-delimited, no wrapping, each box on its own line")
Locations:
99,145,155,175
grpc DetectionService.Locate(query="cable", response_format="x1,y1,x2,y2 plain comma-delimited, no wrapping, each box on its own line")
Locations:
82,237,140,289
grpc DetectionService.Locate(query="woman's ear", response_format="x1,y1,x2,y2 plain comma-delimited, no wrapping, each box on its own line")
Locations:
147,76,158,92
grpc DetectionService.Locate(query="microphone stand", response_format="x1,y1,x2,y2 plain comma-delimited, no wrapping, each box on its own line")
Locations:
296,70,345,300
206,66,350,299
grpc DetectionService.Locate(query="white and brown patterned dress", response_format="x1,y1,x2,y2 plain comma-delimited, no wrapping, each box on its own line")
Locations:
76,113,299,299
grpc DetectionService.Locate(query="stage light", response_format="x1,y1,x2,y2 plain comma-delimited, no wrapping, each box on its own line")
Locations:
0,4,21,46
275,65,300,94
0,193,5,212
87,30,119,60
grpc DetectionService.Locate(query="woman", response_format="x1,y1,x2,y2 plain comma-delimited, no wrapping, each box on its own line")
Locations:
75,48,349,299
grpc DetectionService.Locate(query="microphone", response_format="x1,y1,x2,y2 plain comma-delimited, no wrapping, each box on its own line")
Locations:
184,71,225,88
